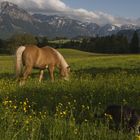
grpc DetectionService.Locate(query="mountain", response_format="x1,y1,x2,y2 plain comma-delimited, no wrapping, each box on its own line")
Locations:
0,1,41,38
33,14,99,37
0,1,62,38
0,1,139,39
97,24,120,36
1,1,34,22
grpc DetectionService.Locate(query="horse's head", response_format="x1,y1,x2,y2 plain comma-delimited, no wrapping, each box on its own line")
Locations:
60,65,70,81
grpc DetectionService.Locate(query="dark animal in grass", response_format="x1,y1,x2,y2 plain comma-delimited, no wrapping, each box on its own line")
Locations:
101,105,140,134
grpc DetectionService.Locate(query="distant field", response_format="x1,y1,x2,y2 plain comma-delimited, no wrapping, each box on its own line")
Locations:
48,39,71,44
0,49,140,140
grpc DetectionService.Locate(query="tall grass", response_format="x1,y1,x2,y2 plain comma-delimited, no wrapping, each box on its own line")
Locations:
0,49,140,140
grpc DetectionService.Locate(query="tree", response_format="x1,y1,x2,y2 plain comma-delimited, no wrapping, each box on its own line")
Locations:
7,33,37,54
36,36,48,47
0,39,9,54
130,31,139,53
0,39,4,53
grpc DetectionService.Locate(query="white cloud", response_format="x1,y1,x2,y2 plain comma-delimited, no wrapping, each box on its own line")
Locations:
0,0,139,25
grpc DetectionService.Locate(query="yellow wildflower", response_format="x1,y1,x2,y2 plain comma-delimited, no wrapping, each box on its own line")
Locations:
25,120,29,124
135,135,140,140
23,101,27,106
23,107,27,113
82,105,85,108
9,100,12,103
63,111,67,115
13,105,17,109
3,100,8,106
87,106,90,110
74,128,78,135
84,119,88,122
104,113,113,120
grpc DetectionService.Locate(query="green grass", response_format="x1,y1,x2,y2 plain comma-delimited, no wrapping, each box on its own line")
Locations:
0,49,140,140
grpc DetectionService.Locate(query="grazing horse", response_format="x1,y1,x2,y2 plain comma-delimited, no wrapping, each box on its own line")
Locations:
16,45,70,85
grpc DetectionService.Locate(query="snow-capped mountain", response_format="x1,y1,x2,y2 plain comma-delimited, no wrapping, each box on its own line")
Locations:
0,1,139,39
97,24,120,36
1,1,34,23
121,24,139,30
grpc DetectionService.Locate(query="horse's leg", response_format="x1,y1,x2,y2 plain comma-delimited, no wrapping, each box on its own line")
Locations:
48,65,55,82
39,70,44,82
20,65,32,86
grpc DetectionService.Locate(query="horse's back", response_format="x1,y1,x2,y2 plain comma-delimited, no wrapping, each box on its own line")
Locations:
24,45,39,53
42,46,68,68
41,46,58,57
22,45,39,66
40,46,60,63
22,45,67,69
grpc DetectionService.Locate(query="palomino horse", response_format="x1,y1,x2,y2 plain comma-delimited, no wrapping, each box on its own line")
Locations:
16,45,70,85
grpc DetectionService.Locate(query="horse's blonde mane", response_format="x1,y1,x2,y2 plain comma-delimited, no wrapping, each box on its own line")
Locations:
52,48,68,68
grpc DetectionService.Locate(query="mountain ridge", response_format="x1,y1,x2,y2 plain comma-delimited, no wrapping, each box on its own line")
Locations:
0,1,139,39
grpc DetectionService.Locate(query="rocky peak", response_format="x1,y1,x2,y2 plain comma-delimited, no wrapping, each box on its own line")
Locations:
0,1,34,23
1,1,17,11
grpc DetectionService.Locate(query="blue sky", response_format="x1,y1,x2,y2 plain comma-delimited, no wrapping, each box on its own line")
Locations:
63,0,140,18
1,0,140,25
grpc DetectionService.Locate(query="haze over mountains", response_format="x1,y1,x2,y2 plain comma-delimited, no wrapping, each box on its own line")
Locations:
0,1,140,39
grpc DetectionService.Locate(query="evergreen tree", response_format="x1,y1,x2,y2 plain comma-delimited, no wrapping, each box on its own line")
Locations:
130,31,139,53
0,39,4,53
36,36,48,47
0,39,8,54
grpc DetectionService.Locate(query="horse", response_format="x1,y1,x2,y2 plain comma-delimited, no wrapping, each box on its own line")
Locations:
16,45,70,85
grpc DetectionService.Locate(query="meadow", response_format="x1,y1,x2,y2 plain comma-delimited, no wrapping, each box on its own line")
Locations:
0,49,140,140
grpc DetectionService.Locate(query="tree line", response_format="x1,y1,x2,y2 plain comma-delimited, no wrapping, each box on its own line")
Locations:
60,31,139,54
0,31,139,54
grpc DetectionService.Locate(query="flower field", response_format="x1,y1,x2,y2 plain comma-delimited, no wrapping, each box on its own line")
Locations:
0,49,140,140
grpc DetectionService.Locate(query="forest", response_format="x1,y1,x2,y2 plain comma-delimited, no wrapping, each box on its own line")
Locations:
0,31,139,54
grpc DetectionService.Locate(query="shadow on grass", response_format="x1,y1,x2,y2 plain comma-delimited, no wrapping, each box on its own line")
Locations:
74,67,140,77
0,71,58,81
0,67,140,80
0,73,15,80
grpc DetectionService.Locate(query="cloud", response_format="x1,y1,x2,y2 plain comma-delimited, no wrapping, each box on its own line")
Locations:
0,0,139,25
0,0,68,12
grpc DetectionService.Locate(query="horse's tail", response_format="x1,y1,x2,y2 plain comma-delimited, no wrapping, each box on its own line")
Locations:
16,46,26,78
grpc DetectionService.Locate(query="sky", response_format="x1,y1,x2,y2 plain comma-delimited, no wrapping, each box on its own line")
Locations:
63,0,140,19
0,0,140,25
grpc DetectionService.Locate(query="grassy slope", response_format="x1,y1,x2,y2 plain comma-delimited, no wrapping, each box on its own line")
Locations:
1,49,140,71
59,49,140,74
